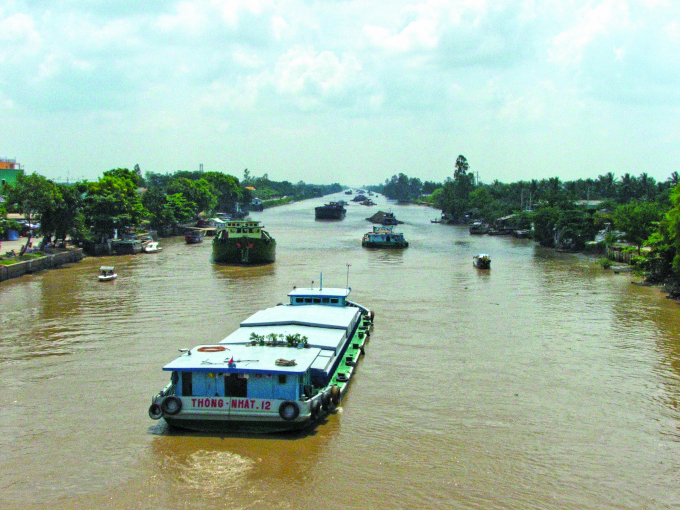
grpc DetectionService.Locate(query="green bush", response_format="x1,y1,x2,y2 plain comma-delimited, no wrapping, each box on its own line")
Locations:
597,257,613,269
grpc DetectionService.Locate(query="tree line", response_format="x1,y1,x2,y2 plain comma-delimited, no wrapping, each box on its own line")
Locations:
0,167,342,247
368,156,680,289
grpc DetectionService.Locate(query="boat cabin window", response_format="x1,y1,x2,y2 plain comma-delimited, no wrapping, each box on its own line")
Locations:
330,298,339,304
304,298,312,303
313,298,321,304
224,374,247,397
295,297,304,304
278,374,287,385
181,372,193,396
322,298,329,304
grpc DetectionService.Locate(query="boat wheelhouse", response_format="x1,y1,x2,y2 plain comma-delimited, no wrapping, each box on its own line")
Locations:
381,212,399,226
149,284,373,432
212,220,276,264
362,225,409,249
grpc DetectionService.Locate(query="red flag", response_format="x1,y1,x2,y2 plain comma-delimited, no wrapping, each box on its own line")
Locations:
229,357,234,364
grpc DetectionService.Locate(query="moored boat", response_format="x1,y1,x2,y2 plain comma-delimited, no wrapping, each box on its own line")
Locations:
143,241,162,253
185,230,204,244
473,254,491,269
212,220,276,264
469,221,489,234
148,282,374,433
362,225,409,249
98,266,117,281
315,201,346,220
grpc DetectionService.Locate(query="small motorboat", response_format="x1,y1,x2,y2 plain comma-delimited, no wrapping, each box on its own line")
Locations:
473,254,491,269
99,266,117,281
143,241,162,253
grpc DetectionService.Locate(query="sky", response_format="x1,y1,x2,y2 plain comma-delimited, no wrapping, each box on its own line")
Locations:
1,0,679,186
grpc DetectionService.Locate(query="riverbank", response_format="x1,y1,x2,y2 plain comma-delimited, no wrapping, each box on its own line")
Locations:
0,236,84,282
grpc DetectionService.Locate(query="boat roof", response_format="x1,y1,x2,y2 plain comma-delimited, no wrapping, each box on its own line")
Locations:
241,303,358,330
162,344,322,375
287,287,350,298
219,323,348,353
100,266,115,270
476,253,490,257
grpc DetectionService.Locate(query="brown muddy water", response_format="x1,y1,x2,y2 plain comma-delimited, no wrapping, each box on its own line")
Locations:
1,194,679,510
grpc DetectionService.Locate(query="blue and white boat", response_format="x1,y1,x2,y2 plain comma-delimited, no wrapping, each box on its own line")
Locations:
148,282,374,432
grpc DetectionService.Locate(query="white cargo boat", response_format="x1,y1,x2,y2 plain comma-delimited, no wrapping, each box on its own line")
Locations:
149,283,374,432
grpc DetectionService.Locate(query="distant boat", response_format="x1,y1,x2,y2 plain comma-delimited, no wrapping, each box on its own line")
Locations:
381,212,399,226
469,221,489,234
473,254,491,269
98,266,117,281
143,241,162,253
315,202,346,220
362,226,409,249
212,220,276,264
185,230,204,244
111,239,143,255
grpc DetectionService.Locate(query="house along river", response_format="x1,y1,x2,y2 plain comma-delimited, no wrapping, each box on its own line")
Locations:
1,193,679,510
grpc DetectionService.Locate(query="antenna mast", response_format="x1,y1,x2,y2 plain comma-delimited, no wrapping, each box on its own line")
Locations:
346,264,351,289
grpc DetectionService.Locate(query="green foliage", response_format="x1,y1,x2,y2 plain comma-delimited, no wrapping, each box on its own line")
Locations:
200,172,241,212
382,173,423,203
613,200,663,253
3,173,59,227
531,206,560,247
555,208,597,251
83,169,145,241
597,258,613,269
40,183,83,243
167,178,216,214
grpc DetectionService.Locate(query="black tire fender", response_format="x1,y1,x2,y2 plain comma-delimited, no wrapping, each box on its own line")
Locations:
321,390,332,411
148,402,163,420
161,396,182,415
330,385,340,406
279,401,300,421
310,399,321,420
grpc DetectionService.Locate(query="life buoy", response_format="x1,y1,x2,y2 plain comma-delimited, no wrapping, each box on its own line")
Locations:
330,385,340,406
197,346,227,352
337,373,349,383
161,396,182,415
148,402,163,420
279,401,300,421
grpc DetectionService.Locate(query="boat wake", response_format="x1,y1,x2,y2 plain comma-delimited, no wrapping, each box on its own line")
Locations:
172,450,255,497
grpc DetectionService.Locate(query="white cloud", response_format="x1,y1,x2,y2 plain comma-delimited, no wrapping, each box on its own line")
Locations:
548,0,630,66
2,0,680,183
270,46,362,99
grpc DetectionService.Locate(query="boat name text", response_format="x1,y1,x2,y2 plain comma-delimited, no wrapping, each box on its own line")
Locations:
189,398,272,410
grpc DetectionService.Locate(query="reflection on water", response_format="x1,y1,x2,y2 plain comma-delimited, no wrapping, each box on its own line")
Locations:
1,193,680,510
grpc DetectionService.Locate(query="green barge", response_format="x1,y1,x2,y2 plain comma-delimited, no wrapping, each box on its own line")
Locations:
212,220,276,264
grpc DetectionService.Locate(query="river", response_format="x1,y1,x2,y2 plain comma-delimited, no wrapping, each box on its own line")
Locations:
1,193,679,510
